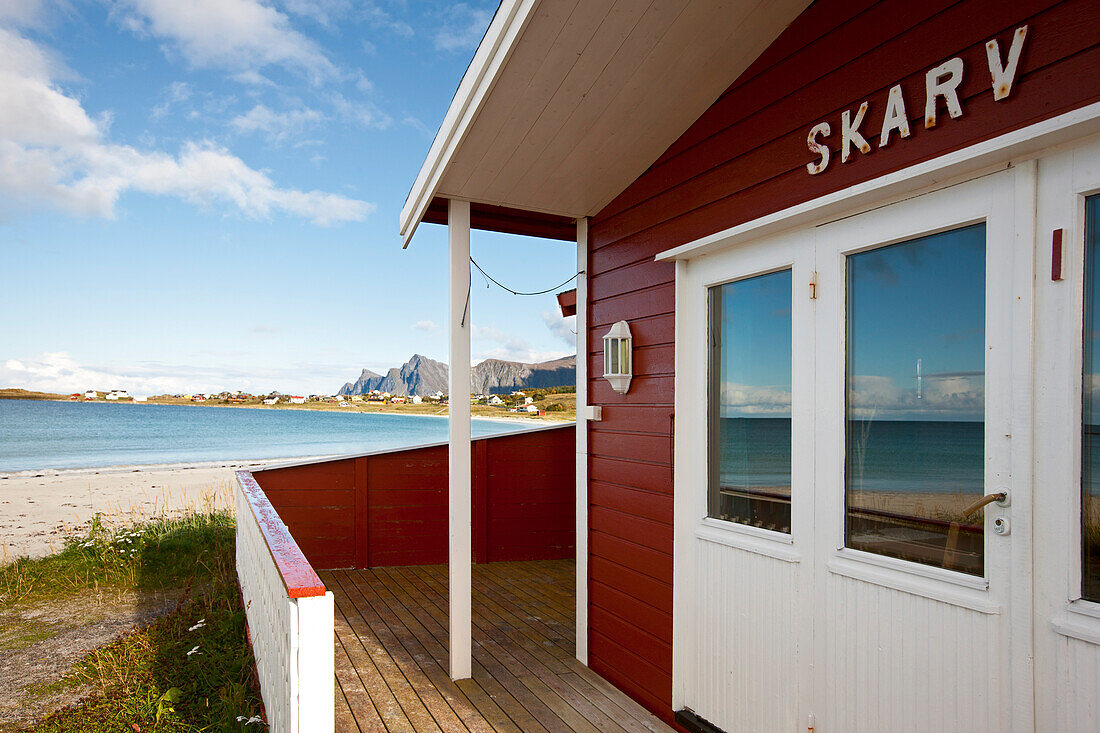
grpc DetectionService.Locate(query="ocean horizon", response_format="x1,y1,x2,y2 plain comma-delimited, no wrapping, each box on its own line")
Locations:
0,399,531,473
718,416,989,494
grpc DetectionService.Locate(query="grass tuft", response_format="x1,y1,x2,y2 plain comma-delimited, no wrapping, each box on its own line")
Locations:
4,510,267,731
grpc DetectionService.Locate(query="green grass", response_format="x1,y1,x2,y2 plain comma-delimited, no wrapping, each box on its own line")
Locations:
4,511,267,731
1,512,235,608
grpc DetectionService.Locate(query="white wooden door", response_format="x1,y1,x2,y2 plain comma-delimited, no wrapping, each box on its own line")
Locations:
672,226,817,733
809,168,1033,733
674,166,1035,732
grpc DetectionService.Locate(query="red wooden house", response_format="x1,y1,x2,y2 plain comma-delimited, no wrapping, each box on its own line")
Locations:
396,1,1100,731
236,2,1100,731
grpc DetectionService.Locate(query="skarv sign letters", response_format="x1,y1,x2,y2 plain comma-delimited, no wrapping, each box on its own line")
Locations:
805,26,1029,175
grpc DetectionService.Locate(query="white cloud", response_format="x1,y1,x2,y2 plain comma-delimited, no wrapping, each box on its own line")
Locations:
361,2,413,37
402,116,431,136
719,382,792,417
434,3,491,52
280,0,351,27
541,311,575,347
472,324,570,364
413,320,439,334
0,25,372,225
230,104,323,143
0,0,57,28
330,93,391,130
115,0,335,82
150,80,192,120
0,351,359,396
848,373,984,419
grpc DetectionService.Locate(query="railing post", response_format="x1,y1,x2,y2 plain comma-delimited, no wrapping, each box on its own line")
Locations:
448,198,473,680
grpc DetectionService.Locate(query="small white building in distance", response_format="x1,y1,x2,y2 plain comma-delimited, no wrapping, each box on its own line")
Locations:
263,397,278,405
411,395,423,404
84,390,97,400
488,395,505,406
290,396,306,404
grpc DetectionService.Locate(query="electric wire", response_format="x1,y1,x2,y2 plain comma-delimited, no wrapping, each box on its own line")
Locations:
469,256,582,296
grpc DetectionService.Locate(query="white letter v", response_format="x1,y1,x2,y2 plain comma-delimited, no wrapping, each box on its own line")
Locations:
986,25,1028,101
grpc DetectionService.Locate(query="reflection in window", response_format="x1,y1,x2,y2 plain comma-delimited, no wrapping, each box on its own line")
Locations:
708,269,792,533
846,225,986,575
1084,196,1100,602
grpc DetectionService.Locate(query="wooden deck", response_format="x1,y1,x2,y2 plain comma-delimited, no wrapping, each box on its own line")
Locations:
319,560,672,733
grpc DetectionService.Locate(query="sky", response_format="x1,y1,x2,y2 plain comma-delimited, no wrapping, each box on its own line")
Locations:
716,225,986,421
0,0,578,397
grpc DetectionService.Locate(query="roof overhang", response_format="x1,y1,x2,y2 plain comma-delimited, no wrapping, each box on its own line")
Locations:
401,0,811,246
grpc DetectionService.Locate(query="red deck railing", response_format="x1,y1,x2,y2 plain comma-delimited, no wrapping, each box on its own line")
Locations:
251,424,576,570
235,470,327,598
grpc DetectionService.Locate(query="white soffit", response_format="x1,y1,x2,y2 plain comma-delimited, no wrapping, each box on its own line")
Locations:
400,0,810,246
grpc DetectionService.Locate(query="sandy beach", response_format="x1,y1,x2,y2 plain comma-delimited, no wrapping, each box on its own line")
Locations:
0,459,301,561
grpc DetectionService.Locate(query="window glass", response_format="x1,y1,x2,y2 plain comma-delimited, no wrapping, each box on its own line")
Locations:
708,269,792,532
1083,195,1100,601
846,224,986,575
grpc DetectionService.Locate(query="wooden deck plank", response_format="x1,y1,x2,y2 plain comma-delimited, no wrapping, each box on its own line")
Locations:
402,565,613,733
332,592,417,732
331,571,450,733
333,634,376,732
357,567,504,733
335,684,362,733
327,560,673,733
383,566,553,733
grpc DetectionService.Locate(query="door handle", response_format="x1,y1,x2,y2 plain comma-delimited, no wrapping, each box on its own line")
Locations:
944,491,1010,568
963,491,1009,518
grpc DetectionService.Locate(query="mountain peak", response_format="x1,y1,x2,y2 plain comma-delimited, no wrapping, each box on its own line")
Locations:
338,354,575,396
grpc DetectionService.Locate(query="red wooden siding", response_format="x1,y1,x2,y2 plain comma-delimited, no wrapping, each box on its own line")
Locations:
252,425,575,570
583,0,1100,725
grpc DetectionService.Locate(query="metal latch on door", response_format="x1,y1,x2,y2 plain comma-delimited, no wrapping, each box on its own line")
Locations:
965,490,1011,535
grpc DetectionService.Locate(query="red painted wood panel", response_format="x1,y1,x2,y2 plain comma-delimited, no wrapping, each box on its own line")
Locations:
589,630,672,709
588,313,674,350
253,425,576,570
582,2,1100,723
587,405,674,436
590,455,673,495
589,482,673,526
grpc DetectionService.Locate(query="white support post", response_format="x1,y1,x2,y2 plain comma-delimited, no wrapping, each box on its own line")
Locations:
575,217,589,665
448,199,473,681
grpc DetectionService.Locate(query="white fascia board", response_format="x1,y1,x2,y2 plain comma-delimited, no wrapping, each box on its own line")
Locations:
400,0,540,248
655,102,1100,262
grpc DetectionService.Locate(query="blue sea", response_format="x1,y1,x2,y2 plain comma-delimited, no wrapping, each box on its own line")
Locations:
719,417,987,493
0,400,528,473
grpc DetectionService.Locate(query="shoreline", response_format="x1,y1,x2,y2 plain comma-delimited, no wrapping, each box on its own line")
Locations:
1,395,575,421
0,460,274,560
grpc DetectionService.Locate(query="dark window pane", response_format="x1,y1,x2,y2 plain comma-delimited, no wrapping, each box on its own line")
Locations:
846,224,986,575
708,269,792,533
1084,195,1100,601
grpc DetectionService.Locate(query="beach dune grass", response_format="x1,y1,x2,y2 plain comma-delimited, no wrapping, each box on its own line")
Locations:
1,508,266,731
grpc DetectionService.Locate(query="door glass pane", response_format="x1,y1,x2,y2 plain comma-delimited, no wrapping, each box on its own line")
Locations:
1084,195,1100,601
846,224,986,575
708,269,792,533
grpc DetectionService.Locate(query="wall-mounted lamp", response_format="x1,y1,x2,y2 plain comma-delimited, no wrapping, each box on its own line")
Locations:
603,320,633,394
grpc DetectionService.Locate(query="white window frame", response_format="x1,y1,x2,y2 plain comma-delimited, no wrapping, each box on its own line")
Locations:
683,226,816,564
1037,135,1100,644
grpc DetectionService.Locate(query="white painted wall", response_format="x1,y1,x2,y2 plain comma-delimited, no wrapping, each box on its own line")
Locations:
235,476,335,733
